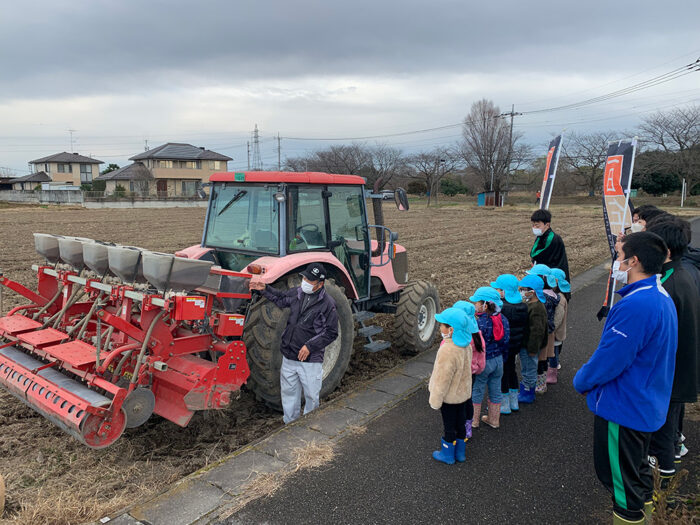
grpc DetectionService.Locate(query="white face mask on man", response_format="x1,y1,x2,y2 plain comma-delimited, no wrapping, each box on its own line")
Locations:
532,228,543,236
612,259,630,284
301,279,317,294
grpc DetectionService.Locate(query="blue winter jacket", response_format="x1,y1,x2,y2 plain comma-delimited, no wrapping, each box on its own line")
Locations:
476,313,510,360
573,276,678,432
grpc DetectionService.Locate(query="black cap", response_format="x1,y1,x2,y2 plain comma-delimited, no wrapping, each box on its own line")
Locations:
299,262,326,282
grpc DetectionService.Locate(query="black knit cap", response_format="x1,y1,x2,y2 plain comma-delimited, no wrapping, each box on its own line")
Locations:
299,262,326,282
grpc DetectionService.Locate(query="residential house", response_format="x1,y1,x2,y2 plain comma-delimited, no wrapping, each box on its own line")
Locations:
94,162,153,196
127,143,232,197
28,152,103,186
10,171,51,191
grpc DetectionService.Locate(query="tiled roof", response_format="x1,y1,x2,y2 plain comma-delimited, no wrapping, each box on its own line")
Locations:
95,162,154,181
11,171,52,183
29,152,103,164
130,142,232,161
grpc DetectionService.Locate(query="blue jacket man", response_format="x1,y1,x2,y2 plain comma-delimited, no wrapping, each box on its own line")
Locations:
574,232,678,525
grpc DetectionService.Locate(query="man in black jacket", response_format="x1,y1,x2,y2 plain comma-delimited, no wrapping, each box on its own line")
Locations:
646,218,699,484
250,263,339,423
530,209,570,284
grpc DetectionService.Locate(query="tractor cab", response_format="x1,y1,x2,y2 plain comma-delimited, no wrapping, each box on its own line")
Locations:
200,171,407,301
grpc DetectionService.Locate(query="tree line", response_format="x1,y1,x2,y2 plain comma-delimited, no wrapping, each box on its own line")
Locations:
283,100,700,204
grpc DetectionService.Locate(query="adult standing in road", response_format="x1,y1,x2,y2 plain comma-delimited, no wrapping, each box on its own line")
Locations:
645,218,699,483
573,232,678,525
530,209,570,285
250,263,338,424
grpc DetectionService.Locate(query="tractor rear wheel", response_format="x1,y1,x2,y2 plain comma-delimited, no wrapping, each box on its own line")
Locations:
243,277,355,411
393,280,440,355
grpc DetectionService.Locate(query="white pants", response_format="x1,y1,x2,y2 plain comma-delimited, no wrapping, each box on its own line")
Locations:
280,356,323,424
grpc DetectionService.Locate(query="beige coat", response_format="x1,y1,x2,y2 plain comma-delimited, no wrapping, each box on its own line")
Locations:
428,340,472,409
553,292,568,343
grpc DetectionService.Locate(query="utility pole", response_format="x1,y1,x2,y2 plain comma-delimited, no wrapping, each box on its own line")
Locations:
144,139,149,151
499,104,522,193
247,141,250,170
277,133,281,171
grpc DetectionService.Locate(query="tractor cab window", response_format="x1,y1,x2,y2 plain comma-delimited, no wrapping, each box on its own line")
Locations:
287,187,328,251
204,184,279,254
328,186,370,298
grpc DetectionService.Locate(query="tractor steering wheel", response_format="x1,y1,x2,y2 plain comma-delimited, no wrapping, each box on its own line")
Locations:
296,223,320,233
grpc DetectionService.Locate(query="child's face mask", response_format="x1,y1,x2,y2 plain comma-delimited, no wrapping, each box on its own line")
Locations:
440,327,453,340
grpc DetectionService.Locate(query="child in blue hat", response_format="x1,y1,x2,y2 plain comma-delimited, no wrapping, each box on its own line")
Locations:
517,275,548,404
526,264,560,394
546,268,569,385
453,300,486,376
469,287,510,429
490,274,529,414
428,307,473,465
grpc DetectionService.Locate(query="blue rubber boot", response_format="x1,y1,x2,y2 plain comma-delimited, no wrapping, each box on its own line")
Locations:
500,393,511,414
518,382,535,404
432,438,456,465
455,439,467,462
509,389,520,411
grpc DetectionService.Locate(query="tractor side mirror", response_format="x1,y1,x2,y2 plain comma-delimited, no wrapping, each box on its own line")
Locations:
394,188,409,211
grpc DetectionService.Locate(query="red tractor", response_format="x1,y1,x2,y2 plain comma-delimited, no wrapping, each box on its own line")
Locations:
0,171,439,446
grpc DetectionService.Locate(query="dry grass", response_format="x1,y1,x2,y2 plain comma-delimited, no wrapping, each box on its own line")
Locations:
218,440,336,520
651,469,699,524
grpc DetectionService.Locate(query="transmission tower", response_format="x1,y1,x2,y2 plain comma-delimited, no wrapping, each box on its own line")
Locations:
251,124,263,171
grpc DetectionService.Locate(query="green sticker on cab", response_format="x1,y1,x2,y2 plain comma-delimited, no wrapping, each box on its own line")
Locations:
234,172,245,181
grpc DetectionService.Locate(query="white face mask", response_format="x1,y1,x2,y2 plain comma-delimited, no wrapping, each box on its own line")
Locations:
520,291,531,302
630,222,644,233
532,228,543,236
612,259,630,284
301,280,316,294
441,329,453,340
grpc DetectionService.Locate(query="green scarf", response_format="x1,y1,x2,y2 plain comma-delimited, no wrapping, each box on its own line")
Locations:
530,230,554,258
660,268,674,284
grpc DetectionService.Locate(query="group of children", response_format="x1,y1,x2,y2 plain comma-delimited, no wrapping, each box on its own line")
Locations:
427,262,570,464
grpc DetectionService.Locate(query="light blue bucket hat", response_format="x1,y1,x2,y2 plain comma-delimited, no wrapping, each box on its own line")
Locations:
549,268,570,293
434,307,470,347
452,300,480,335
518,275,546,303
489,274,522,304
469,286,503,309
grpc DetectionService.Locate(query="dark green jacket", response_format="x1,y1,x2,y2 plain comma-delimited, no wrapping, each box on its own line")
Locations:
523,300,548,356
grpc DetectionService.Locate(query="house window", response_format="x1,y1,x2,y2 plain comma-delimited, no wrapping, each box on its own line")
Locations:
57,163,72,173
80,164,93,183
208,160,223,170
181,180,196,196
159,160,173,168
44,163,50,173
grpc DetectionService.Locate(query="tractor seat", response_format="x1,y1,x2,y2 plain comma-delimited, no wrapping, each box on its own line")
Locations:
253,230,278,251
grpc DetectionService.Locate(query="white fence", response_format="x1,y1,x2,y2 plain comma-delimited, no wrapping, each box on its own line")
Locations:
0,191,207,209
0,190,83,205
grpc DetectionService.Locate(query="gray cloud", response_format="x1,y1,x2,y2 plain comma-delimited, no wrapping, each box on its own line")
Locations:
1,0,698,99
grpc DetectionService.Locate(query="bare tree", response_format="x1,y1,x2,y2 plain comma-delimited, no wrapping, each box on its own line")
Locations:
561,131,618,195
637,104,700,193
285,143,370,174
459,99,529,192
407,147,459,206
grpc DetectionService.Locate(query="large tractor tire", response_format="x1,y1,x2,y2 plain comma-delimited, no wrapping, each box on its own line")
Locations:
393,280,440,355
243,277,355,411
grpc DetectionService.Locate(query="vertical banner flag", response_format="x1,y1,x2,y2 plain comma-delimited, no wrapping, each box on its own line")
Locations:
539,134,563,210
597,137,637,320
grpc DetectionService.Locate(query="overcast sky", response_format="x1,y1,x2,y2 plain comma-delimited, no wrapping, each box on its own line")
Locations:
0,0,698,174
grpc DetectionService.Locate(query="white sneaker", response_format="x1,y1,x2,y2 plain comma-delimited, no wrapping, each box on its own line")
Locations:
680,433,686,443
680,443,688,457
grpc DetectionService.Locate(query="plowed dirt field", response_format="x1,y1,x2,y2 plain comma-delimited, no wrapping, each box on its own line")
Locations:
0,202,611,524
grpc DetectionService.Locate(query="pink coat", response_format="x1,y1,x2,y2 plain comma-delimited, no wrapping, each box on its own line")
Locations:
470,331,486,375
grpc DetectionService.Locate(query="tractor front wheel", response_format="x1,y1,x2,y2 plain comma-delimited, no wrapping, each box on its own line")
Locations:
243,277,355,411
393,280,440,355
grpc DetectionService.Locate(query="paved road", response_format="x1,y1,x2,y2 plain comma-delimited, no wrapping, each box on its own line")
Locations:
222,221,699,525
